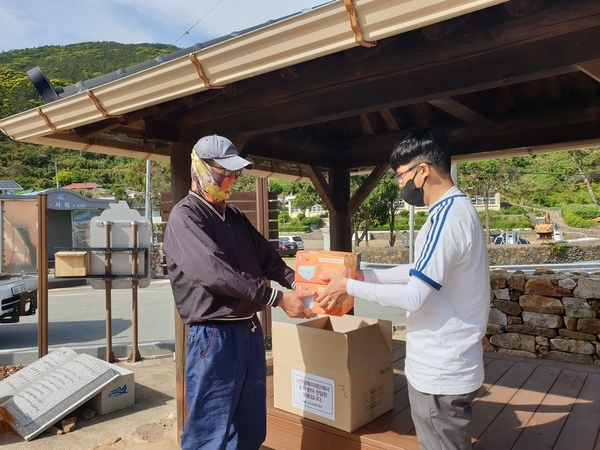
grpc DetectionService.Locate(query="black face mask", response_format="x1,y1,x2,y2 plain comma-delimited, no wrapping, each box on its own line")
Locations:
401,171,426,207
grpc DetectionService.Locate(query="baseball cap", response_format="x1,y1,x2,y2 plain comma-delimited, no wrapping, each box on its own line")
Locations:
194,135,254,170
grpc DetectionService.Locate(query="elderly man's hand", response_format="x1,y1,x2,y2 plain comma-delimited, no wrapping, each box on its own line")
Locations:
278,291,317,319
316,273,349,314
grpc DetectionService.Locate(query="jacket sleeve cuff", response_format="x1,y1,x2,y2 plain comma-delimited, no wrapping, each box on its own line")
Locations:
268,289,283,307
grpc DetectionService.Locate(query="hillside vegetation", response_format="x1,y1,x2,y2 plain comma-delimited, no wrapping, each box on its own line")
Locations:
0,42,176,201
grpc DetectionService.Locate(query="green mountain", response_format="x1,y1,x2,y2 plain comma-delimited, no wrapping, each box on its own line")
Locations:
0,42,176,198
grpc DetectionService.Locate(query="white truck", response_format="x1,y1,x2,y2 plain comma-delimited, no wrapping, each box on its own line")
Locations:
0,273,38,324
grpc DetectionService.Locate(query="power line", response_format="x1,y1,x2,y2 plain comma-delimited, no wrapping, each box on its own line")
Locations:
172,0,226,46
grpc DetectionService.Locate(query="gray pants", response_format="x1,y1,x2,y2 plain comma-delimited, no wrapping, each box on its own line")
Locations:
408,382,479,450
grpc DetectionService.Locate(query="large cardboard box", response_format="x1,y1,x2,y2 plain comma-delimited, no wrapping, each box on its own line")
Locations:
273,315,394,432
295,251,359,285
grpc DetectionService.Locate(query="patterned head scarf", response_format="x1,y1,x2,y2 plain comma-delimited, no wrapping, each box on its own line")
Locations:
191,149,238,210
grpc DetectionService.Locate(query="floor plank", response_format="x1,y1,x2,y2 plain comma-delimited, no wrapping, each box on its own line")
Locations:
473,364,562,449
553,371,600,450
511,368,588,450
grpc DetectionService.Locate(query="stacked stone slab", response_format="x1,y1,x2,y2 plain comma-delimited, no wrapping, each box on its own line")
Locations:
486,268,600,367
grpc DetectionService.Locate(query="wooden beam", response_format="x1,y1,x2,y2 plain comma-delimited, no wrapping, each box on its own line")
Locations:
328,168,352,252
244,132,343,168
427,98,490,123
304,165,340,213
348,164,389,216
359,114,375,135
578,60,600,83
379,109,400,131
504,0,542,17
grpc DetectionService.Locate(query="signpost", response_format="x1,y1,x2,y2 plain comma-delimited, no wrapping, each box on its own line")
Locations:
55,201,151,363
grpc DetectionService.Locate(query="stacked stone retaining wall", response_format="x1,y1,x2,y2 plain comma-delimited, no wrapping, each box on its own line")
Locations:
487,268,600,367
355,242,600,266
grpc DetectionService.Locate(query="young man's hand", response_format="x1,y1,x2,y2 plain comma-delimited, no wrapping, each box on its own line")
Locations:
278,291,317,319
316,273,349,313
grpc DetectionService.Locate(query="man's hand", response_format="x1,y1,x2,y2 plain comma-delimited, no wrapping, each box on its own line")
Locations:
316,273,349,313
278,291,317,319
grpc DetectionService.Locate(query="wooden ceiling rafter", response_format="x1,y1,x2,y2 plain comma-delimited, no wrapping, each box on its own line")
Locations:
427,98,490,123
578,60,600,83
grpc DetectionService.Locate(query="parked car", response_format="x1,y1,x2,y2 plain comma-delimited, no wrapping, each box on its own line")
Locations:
490,232,530,245
278,238,298,257
0,273,38,324
282,235,305,250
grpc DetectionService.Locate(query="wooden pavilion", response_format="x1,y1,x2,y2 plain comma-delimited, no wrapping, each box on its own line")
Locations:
1,0,600,444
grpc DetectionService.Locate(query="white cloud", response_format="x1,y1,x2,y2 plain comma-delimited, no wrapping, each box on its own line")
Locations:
0,0,332,52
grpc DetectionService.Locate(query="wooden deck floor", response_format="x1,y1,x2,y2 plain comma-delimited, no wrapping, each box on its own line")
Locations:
265,339,600,450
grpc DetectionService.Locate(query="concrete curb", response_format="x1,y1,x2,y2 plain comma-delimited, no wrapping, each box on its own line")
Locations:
0,340,175,365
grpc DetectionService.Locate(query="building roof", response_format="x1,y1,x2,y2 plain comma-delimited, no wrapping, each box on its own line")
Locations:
61,182,101,190
0,181,23,191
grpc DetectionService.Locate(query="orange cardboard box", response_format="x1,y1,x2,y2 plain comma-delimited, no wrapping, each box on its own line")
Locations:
295,281,354,317
294,251,359,285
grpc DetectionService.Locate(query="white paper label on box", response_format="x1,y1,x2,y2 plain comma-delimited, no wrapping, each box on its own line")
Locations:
291,369,334,420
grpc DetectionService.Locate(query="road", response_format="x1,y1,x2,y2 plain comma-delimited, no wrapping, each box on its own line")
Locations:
0,256,405,362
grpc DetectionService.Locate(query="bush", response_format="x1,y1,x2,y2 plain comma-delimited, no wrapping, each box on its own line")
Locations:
502,205,526,215
279,225,311,232
562,210,594,228
301,216,325,229
562,205,600,220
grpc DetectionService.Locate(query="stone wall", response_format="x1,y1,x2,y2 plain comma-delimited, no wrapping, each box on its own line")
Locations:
356,242,600,266
487,268,600,367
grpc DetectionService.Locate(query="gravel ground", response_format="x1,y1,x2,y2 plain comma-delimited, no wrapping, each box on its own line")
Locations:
0,364,25,381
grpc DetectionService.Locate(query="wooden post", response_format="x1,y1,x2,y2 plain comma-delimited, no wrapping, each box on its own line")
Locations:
103,221,116,363
255,178,272,345
37,193,48,358
171,142,192,444
128,221,142,362
328,168,352,252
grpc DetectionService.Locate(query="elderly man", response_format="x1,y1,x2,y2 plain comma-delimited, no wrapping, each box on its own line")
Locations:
164,134,315,449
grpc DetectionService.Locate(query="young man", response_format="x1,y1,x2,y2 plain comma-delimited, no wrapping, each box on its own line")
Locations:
317,127,490,449
164,134,315,449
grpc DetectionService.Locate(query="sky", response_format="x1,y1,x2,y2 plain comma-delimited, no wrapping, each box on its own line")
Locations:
0,0,331,52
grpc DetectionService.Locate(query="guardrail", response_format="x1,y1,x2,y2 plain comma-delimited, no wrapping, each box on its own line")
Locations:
360,261,600,273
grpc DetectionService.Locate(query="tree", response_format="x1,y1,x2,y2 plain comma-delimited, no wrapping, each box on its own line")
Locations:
293,184,322,215
569,148,600,206
458,160,507,241
373,173,400,246
350,173,398,247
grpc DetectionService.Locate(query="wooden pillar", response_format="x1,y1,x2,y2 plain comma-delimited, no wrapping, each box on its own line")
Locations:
255,178,272,341
328,168,352,252
171,142,192,444
37,193,48,358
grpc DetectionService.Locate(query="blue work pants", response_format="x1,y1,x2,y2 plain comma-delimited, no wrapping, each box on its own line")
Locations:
182,317,266,450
